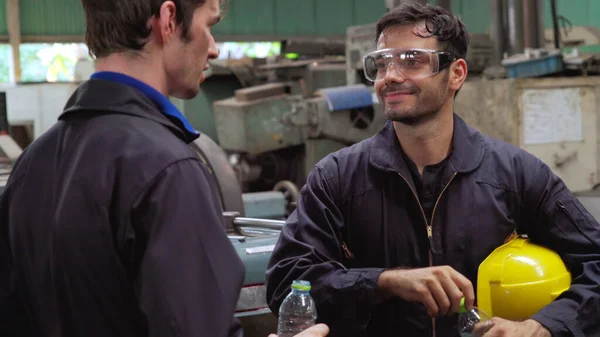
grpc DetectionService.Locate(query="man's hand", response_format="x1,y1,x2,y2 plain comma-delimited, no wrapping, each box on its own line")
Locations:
268,323,329,337
377,266,475,317
473,318,551,337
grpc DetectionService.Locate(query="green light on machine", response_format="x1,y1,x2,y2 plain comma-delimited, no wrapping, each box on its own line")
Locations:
285,53,299,59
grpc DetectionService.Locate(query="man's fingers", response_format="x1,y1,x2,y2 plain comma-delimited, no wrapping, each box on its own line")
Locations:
269,323,330,337
420,287,440,317
451,271,475,310
439,275,464,315
427,279,450,316
295,323,330,336
472,318,496,337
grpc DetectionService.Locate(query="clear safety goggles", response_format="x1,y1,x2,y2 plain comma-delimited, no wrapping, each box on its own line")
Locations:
362,48,457,82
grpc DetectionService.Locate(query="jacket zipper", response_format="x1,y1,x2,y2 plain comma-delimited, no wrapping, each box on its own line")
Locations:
556,200,574,222
398,171,458,337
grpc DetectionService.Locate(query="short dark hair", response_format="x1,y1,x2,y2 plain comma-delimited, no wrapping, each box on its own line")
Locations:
375,3,469,60
81,0,207,59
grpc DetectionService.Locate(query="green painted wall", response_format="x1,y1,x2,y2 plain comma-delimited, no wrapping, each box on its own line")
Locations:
7,0,385,39
446,0,600,34
4,0,600,40
195,0,388,38
19,0,85,36
0,0,7,35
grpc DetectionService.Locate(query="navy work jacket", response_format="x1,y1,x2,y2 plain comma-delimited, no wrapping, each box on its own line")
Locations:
0,74,244,337
266,114,600,337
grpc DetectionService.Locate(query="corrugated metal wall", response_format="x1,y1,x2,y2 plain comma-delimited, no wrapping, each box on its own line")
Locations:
451,0,600,34
19,0,85,35
1,0,600,39
0,0,385,39
212,0,386,38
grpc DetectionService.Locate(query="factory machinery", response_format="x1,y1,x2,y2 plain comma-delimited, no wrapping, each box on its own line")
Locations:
203,38,387,219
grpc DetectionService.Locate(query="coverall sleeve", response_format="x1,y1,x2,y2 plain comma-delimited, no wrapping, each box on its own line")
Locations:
265,164,385,333
0,178,29,337
521,159,600,337
132,158,244,337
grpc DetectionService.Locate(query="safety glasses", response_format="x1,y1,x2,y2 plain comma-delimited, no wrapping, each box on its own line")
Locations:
362,48,457,82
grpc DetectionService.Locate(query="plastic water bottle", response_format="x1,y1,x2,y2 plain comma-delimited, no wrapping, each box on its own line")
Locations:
277,280,317,337
457,297,494,337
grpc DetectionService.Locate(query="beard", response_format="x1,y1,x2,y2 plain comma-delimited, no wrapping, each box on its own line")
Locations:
382,73,449,126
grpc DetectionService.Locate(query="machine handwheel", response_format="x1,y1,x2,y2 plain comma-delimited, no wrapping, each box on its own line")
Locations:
189,134,246,232
273,180,299,216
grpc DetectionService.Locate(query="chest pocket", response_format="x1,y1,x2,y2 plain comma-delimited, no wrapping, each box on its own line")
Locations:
459,181,520,264
340,180,429,270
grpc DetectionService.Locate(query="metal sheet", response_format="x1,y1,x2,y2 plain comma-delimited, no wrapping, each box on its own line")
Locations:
236,284,269,311
190,133,245,231
242,191,287,218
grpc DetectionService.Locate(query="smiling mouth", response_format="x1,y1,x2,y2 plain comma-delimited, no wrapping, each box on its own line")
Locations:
384,91,414,103
386,91,413,96
385,91,413,99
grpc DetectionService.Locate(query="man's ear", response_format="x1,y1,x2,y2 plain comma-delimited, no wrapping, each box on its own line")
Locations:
155,0,178,44
449,58,468,92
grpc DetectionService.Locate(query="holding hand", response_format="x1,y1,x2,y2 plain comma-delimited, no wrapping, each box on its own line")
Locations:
268,323,330,337
377,265,475,317
472,318,551,337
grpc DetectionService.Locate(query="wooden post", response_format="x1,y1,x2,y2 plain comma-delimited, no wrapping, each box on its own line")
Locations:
7,0,21,82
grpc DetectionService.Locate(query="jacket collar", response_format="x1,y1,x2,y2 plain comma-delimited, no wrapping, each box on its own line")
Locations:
59,74,200,144
368,113,485,175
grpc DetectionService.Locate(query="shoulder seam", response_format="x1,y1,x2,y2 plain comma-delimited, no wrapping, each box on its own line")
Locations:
125,156,202,222
119,157,204,253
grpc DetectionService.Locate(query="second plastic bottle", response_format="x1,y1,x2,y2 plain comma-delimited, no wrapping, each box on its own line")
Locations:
457,297,494,337
277,280,317,337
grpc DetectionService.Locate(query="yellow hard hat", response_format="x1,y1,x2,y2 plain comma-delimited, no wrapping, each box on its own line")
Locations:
477,235,571,321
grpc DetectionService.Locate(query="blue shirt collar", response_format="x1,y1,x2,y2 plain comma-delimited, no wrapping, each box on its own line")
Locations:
90,71,199,139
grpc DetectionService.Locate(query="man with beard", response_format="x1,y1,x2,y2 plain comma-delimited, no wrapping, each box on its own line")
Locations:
265,3,600,337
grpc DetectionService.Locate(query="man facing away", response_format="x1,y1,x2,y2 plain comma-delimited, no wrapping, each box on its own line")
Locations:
265,3,600,337
0,0,328,336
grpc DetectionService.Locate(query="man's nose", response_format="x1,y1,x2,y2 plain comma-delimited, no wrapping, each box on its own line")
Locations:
208,37,219,60
383,62,407,85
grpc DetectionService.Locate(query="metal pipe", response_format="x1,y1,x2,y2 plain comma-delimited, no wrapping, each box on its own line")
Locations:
550,0,560,49
522,0,534,48
522,0,544,49
233,217,285,230
490,0,506,65
506,0,524,55
536,0,546,48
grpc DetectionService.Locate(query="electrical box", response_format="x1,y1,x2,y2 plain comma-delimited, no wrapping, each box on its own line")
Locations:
455,76,600,192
